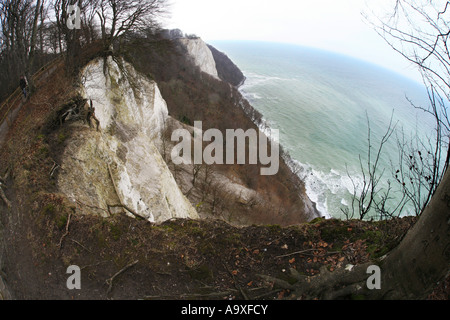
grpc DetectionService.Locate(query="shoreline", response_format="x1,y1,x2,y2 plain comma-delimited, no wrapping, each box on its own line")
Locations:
234,80,323,221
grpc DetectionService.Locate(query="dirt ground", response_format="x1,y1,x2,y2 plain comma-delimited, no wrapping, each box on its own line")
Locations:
0,190,430,300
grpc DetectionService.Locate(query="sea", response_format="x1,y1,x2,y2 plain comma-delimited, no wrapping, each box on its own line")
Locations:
210,40,435,220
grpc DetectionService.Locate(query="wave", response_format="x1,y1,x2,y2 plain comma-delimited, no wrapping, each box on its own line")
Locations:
244,92,263,100
241,71,293,89
279,147,368,219
236,83,365,219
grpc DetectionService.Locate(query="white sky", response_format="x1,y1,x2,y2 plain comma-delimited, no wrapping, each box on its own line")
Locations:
164,0,422,82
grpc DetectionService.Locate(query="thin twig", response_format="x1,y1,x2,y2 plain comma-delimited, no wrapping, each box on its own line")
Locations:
58,212,72,249
106,260,139,296
71,239,92,253
275,249,342,259
3,167,10,181
76,199,109,215
80,260,111,271
0,186,11,208
107,203,145,220
49,160,61,178
275,249,321,259
107,164,145,219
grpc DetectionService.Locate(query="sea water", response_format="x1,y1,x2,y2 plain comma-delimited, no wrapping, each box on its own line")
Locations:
210,40,435,219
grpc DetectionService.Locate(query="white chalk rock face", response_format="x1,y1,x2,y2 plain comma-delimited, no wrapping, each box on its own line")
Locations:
178,38,219,80
57,57,198,223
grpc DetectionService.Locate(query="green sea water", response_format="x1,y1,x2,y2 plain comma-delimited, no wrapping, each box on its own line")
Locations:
210,40,435,219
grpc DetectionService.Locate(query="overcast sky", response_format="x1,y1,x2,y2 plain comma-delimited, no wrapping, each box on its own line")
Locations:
164,0,422,82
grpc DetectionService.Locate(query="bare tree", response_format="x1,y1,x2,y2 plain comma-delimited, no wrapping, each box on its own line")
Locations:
25,0,43,94
52,0,84,73
80,0,100,45
0,0,35,95
343,112,397,220
95,0,167,53
350,0,450,219
367,0,450,167
0,0,60,98
393,90,446,216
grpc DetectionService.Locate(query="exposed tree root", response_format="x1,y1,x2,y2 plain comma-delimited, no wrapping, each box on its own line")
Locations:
144,291,237,300
259,262,376,300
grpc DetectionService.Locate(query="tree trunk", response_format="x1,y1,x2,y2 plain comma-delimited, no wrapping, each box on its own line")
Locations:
26,0,43,95
377,167,450,299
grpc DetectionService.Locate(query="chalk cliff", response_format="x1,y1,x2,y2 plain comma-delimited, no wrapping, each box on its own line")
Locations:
178,38,220,80
57,56,198,223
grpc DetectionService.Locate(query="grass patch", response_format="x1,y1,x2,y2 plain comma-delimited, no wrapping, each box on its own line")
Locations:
58,132,67,144
188,264,213,281
110,223,123,241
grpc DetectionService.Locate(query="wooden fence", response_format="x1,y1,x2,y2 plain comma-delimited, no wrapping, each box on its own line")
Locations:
0,56,64,126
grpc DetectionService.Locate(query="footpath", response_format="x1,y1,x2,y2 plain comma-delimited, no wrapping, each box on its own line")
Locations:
0,57,63,300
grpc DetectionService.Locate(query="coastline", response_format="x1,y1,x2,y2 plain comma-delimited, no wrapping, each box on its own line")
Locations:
216,41,431,221
233,79,322,221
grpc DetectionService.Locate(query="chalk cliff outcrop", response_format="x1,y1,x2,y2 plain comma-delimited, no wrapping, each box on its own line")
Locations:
57,56,198,223
178,38,220,80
